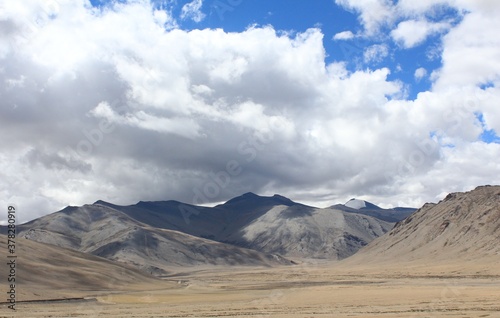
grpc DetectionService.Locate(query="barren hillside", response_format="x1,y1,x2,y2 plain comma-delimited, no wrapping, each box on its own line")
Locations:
11,193,399,265
344,185,500,268
0,234,169,301
14,203,292,275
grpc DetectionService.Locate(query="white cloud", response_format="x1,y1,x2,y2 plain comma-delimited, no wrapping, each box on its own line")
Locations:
434,6,500,91
478,86,500,136
391,19,450,48
363,44,389,63
396,0,456,15
1,0,500,223
335,0,395,36
334,0,461,44
333,31,355,40
414,67,427,82
180,0,205,23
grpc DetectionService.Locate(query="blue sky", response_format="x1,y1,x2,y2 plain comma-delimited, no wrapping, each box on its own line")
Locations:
1,0,500,223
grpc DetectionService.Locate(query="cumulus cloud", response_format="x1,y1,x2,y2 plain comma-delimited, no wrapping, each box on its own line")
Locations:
414,67,427,82
1,0,500,224
334,0,457,43
434,6,500,91
363,44,389,63
335,0,395,36
391,19,450,48
333,30,355,40
180,0,205,23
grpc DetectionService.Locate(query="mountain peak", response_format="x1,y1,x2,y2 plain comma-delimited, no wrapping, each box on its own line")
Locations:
271,194,295,205
344,198,381,210
92,200,121,209
222,192,296,208
242,192,259,197
93,200,110,205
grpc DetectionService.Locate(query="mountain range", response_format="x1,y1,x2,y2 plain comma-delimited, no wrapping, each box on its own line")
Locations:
1,192,414,275
2,184,500,316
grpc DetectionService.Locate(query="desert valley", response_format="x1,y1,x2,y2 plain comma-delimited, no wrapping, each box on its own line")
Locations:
1,185,499,317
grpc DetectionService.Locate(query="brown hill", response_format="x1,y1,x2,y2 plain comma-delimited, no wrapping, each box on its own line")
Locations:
0,234,171,301
343,185,500,272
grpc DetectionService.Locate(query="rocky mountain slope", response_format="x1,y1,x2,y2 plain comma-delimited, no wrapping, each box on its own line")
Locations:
95,193,396,259
13,203,291,276
111,192,299,241
345,185,500,265
224,204,393,259
2,192,405,273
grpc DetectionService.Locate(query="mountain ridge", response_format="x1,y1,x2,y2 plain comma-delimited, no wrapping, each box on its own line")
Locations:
332,200,416,223
16,203,292,275
1,192,409,274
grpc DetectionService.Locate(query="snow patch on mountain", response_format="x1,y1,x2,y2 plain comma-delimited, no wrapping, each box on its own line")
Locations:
345,199,367,210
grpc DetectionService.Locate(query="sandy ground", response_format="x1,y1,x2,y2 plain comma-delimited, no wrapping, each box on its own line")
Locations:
2,261,500,318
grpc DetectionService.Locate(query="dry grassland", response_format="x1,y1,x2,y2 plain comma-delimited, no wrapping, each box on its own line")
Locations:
3,260,500,318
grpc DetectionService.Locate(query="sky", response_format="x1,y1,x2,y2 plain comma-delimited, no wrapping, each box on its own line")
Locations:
1,0,500,224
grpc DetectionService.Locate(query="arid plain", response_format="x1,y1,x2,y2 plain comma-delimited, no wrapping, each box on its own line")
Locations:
2,260,500,317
